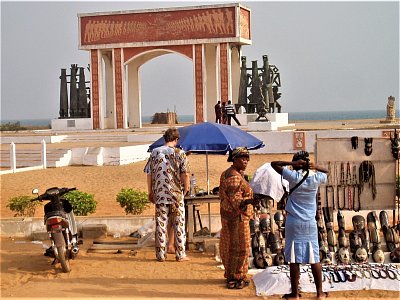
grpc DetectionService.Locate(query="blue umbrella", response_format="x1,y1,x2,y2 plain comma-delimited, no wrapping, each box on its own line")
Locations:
148,122,265,192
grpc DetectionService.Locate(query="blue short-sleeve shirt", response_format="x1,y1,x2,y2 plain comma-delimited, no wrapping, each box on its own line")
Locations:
282,168,327,222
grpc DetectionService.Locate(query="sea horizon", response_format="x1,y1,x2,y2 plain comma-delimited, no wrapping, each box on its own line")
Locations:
1,109,397,126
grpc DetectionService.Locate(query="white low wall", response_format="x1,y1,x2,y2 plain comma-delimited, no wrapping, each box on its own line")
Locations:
0,215,223,238
102,144,151,165
70,144,151,166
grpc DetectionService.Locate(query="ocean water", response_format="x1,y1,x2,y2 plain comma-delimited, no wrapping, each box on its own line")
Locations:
0,118,52,127
288,109,393,121
1,110,394,126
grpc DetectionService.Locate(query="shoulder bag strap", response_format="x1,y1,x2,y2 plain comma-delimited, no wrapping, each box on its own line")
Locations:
285,169,310,196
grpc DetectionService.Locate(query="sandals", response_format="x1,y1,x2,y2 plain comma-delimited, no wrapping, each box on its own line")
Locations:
235,279,250,289
227,280,236,289
226,279,250,289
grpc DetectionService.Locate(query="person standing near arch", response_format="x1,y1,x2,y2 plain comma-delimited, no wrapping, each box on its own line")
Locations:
225,100,241,126
215,100,222,123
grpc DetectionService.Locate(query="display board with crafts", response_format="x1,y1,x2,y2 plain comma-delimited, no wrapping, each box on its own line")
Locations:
315,134,399,264
246,131,400,296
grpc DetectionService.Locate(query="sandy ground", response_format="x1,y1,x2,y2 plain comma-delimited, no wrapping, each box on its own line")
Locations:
1,236,399,299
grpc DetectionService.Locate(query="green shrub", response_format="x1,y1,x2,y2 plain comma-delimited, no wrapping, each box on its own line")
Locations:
0,121,27,131
7,195,41,217
63,190,97,216
116,188,150,215
397,175,400,198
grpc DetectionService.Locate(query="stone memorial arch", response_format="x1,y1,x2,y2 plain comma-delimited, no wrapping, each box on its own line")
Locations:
78,3,251,129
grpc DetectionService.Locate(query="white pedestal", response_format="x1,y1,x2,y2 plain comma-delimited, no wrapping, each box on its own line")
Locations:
51,118,93,131
236,113,258,126
265,113,288,123
248,122,280,131
247,113,291,131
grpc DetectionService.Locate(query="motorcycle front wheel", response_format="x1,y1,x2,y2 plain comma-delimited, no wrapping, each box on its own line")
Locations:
56,245,71,273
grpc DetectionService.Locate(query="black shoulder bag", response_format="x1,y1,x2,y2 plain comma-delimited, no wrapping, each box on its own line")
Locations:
277,169,310,210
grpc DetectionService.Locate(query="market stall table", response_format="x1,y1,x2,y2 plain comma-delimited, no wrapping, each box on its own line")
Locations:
185,194,220,244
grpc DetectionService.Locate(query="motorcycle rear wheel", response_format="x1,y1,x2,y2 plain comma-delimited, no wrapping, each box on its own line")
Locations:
57,246,71,273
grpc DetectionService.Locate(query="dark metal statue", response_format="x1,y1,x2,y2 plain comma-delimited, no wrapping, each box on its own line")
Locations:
249,61,268,121
261,55,271,112
237,56,250,109
78,67,90,117
237,55,282,121
59,69,68,118
269,64,282,113
69,64,79,118
59,64,91,119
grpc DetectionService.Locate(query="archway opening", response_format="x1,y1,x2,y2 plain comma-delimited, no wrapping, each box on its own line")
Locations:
140,54,194,125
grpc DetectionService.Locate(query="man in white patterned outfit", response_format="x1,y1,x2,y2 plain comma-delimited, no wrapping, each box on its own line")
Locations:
144,128,190,262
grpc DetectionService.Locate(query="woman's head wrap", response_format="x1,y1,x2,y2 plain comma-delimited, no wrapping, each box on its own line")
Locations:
227,147,250,162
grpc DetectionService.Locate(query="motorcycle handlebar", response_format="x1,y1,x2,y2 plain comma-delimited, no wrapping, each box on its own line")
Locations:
32,187,77,202
59,187,77,194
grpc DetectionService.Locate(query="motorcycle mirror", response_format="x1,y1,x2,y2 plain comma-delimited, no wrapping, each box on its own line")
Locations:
32,188,39,195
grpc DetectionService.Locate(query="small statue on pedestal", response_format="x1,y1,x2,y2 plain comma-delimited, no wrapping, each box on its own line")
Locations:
386,95,396,122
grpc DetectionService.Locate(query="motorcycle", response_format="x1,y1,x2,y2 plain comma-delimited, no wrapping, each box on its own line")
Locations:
32,187,80,273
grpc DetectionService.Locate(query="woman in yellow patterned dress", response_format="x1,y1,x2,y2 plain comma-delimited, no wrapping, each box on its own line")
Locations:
219,147,258,289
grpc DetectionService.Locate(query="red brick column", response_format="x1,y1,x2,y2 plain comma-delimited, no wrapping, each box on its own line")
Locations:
90,49,100,129
220,43,229,103
114,48,124,128
194,44,204,123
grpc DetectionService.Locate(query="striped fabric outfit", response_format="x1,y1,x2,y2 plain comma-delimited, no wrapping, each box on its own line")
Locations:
144,145,190,261
282,168,327,264
219,171,253,281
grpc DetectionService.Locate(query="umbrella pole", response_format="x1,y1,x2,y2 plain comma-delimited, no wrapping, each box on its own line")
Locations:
206,152,210,194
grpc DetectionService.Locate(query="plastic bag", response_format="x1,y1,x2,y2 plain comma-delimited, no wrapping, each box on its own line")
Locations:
137,219,155,237
137,232,155,247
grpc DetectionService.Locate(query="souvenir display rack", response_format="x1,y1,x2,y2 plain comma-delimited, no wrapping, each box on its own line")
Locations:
316,137,396,211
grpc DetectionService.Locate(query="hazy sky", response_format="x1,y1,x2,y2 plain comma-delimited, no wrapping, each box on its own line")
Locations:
1,1,399,120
